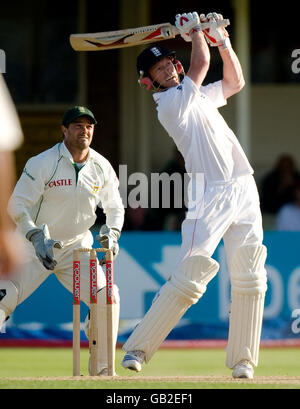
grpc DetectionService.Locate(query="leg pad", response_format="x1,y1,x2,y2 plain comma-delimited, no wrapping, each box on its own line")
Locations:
123,255,219,362
226,245,267,368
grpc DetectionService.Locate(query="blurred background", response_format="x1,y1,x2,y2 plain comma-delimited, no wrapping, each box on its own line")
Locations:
1,0,300,346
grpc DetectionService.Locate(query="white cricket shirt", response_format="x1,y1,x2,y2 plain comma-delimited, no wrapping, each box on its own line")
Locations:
153,77,253,182
9,142,124,244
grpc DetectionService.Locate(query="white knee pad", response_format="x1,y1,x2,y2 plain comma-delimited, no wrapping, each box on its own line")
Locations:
84,284,120,374
226,244,267,368
170,255,219,304
123,255,219,362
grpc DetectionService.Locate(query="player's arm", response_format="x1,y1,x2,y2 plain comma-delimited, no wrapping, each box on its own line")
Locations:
219,45,245,99
8,158,45,236
98,163,124,233
201,12,245,99
175,12,210,88
8,156,63,270
187,31,210,87
96,162,124,261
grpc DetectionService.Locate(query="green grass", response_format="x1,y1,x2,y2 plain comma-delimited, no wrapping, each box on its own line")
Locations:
0,347,299,389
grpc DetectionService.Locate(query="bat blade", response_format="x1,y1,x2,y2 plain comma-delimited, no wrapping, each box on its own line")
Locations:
70,19,230,52
70,23,177,51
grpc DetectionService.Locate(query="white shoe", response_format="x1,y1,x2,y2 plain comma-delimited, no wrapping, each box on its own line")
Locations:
121,350,145,372
232,360,254,379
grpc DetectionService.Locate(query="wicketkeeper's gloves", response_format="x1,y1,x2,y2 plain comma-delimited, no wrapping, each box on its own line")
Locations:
96,224,120,265
26,224,63,270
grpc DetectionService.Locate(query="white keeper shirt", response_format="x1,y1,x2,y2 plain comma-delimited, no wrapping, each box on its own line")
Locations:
153,76,253,183
9,142,124,244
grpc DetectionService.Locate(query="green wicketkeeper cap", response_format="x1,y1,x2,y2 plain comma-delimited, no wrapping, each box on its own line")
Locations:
62,106,97,127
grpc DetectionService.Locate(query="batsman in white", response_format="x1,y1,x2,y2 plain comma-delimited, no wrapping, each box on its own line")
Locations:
2,106,124,376
122,12,267,379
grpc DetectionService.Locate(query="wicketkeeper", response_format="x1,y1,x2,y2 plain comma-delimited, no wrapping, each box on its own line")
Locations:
122,12,267,379
2,106,124,375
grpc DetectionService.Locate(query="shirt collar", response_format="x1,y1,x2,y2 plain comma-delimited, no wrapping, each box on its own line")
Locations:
60,141,93,162
153,86,173,104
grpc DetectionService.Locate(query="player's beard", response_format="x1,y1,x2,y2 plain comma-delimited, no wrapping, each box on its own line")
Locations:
76,134,91,149
64,132,92,155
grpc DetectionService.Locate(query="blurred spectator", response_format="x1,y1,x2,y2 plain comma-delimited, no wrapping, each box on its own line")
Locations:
276,179,300,231
143,149,187,231
260,154,300,214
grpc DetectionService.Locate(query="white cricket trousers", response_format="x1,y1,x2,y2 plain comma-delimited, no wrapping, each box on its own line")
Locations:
178,174,264,266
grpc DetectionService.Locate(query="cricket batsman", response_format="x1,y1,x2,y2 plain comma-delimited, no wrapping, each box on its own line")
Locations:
1,106,124,375
122,12,267,379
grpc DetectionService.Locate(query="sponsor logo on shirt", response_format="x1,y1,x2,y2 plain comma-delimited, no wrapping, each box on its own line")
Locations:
48,179,72,188
92,185,99,194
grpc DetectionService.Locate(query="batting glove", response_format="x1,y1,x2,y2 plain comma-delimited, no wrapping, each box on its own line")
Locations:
26,224,63,270
96,224,120,265
200,12,230,49
175,12,202,42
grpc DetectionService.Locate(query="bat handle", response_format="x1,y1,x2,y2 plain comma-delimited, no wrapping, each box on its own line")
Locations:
202,18,230,30
173,18,230,34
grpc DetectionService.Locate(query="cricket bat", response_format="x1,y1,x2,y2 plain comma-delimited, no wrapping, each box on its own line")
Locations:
70,19,230,52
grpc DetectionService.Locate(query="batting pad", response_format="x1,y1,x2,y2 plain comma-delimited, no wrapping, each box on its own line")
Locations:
123,255,219,362
85,285,120,374
226,244,267,369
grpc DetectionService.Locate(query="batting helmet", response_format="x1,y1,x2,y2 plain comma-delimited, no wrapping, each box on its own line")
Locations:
137,45,176,77
136,45,184,91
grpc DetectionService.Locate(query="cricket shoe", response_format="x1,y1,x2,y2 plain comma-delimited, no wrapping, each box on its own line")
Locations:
121,350,145,372
232,360,254,379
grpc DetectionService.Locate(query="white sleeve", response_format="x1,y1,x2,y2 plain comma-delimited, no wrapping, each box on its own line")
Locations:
8,155,50,236
98,164,124,232
200,80,227,108
0,74,23,151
